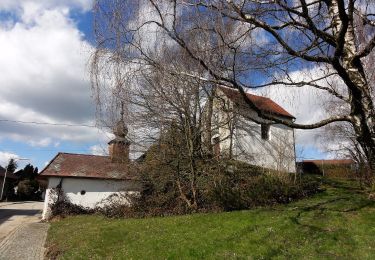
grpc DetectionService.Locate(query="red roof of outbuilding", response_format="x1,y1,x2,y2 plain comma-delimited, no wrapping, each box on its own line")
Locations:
218,86,295,119
39,153,138,180
302,159,354,165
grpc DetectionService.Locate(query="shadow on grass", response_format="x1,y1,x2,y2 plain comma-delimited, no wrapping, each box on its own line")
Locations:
290,178,374,223
322,178,364,193
286,178,375,257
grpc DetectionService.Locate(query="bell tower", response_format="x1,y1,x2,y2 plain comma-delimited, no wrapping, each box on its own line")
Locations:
108,104,130,163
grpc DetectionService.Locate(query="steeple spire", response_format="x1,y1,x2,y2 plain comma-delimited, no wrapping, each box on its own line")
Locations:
120,102,124,118
108,101,130,163
113,102,128,138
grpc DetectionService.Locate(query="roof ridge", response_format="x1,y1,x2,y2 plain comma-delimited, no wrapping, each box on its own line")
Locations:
59,152,109,157
39,152,137,180
39,152,110,175
217,85,295,119
302,158,353,162
219,86,266,99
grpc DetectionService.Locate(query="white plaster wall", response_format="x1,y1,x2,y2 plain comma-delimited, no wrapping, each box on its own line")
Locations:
211,89,296,173
42,177,140,219
232,121,296,173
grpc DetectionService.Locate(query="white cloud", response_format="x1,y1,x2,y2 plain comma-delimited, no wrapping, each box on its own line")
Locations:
254,66,348,157
28,137,52,147
0,2,110,147
89,144,107,156
0,151,19,166
0,0,92,13
258,68,336,124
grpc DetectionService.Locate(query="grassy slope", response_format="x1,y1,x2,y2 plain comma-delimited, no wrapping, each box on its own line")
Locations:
47,178,375,259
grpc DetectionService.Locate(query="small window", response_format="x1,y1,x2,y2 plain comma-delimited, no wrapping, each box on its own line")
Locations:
80,190,86,195
261,124,270,140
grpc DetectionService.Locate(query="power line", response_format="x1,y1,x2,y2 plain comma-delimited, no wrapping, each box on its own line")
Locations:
0,119,333,132
0,148,94,152
0,119,97,128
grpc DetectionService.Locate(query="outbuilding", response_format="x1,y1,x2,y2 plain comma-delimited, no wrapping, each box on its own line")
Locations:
40,116,140,219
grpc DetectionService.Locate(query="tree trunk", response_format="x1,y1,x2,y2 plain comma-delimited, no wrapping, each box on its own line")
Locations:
329,0,375,175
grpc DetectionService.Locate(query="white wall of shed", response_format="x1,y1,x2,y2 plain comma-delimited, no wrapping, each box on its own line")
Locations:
42,177,139,219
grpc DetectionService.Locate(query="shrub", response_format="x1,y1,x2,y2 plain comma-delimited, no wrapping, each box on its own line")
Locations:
123,172,193,218
211,172,320,211
124,159,321,216
17,179,41,200
48,159,321,219
48,188,93,218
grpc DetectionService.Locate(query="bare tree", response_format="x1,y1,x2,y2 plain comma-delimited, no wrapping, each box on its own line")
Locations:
117,47,222,208
91,0,375,174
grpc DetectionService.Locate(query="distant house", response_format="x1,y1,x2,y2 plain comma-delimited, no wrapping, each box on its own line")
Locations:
0,166,18,200
301,159,356,177
207,86,296,173
40,118,141,219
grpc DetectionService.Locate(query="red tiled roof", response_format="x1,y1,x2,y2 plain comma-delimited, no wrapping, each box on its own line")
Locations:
218,86,295,119
302,159,354,165
39,153,138,180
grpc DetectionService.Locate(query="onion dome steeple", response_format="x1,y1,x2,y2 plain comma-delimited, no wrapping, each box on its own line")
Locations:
113,106,128,138
108,102,130,163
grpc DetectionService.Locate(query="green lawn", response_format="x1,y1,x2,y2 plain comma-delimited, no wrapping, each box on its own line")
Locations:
47,178,375,259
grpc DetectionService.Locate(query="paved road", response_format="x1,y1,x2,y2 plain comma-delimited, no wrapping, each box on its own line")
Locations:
0,201,48,260
0,201,44,242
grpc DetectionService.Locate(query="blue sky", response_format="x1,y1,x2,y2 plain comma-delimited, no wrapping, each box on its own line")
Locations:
0,1,329,170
